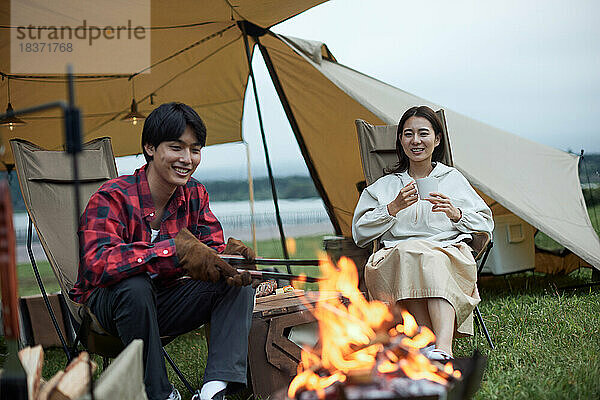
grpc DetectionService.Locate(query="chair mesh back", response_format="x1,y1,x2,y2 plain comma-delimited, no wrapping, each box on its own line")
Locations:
10,138,118,294
355,109,453,186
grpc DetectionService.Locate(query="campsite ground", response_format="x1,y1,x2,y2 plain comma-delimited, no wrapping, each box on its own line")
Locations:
12,238,598,400
5,205,600,399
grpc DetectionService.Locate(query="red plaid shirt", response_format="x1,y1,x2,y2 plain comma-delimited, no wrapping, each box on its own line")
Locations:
69,165,226,303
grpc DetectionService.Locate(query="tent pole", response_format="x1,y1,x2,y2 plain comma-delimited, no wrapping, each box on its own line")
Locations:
241,26,292,270
244,141,258,252
256,37,343,235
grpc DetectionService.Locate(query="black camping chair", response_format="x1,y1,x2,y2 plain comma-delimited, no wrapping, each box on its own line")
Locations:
354,109,495,349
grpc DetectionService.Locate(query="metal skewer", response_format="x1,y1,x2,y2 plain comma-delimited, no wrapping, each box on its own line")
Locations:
219,254,320,266
236,268,324,283
217,255,323,282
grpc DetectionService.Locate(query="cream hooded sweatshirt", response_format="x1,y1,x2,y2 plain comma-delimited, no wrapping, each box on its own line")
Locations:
352,163,493,248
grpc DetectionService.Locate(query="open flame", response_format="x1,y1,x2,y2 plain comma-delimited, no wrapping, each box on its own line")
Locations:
288,256,460,399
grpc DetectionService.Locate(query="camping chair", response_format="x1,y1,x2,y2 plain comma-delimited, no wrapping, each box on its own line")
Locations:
354,109,495,350
10,138,197,394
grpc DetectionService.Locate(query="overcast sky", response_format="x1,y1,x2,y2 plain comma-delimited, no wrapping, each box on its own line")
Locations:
117,0,600,181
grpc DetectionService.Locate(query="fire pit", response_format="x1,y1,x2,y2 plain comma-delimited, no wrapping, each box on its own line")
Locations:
272,257,486,400
273,352,485,400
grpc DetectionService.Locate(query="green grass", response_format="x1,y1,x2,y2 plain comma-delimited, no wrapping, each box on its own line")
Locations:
252,234,324,292
18,260,60,297
457,269,600,399
6,234,600,399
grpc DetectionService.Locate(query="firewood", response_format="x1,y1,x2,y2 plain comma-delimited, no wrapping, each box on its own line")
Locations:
18,345,44,400
38,371,64,400
49,352,97,400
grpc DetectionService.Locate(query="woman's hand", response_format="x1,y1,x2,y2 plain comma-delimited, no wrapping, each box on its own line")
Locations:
426,192,462,222
387,181,418,216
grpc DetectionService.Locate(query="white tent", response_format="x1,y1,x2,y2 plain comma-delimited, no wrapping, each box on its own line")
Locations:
254,33,600,272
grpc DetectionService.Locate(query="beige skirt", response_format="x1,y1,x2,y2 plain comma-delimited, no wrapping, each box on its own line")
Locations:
365,239,480,336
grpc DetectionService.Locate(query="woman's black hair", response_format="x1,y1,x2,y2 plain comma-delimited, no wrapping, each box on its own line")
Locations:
386,105,446,174
141,102,207,163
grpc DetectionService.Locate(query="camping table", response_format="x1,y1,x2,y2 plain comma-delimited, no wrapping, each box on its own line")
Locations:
248,291,339,398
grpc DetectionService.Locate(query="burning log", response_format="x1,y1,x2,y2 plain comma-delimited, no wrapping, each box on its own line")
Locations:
279,256,485,400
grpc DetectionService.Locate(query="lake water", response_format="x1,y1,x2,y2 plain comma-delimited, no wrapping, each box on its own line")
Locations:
210,198,328,216
13,198,335,243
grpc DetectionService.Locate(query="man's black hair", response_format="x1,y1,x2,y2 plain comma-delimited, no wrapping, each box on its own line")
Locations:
141,102,207,163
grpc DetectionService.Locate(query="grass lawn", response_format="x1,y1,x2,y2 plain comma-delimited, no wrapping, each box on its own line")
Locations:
18,259,61,297
458,269,600,399
4,233,600,399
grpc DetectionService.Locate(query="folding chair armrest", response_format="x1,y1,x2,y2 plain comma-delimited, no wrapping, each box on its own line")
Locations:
65,296,113,337
467,231,492,261
373,240,381,253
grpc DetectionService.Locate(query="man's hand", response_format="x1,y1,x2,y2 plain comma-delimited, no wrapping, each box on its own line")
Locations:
224,237,256,263
223,238,260,288
174,228,244,283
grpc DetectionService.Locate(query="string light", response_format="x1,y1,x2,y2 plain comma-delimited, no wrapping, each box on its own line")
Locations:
120,78,145,125
1,78,26,131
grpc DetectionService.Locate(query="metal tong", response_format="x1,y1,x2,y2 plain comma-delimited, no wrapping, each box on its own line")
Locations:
218,254,324,283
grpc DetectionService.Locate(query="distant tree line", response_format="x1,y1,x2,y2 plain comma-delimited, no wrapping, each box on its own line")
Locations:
580,154,600,208
203,176,319,202
580,153,600,185
3,153,599,211
1,172,320,211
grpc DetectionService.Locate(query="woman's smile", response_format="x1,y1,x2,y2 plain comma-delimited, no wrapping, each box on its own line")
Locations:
400,116,440,164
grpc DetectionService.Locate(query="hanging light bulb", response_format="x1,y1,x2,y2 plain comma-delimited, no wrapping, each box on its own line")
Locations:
122,98,145,126
1,78,26,130
121,78,146,125
3,103,26,131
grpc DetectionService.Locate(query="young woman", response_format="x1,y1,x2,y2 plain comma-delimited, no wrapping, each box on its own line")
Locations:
352,105,493,361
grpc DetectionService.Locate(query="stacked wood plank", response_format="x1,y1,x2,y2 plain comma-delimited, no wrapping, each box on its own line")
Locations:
18,346,97,400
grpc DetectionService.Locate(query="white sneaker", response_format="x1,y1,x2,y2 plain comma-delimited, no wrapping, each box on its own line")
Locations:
166,387,181,400
199,380,228,400
427,348,454,362
420,344,435,357
191,388,226,400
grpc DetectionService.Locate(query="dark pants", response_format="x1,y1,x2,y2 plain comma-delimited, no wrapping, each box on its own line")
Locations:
87,274,254,400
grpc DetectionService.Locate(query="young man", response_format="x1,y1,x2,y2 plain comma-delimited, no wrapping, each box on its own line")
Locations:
69,102,256,400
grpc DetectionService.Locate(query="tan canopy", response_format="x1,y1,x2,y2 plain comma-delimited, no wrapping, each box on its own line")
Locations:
1,3,598,271
0,0,326,164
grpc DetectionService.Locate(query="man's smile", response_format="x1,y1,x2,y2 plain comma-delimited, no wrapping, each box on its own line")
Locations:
173,166,191,176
